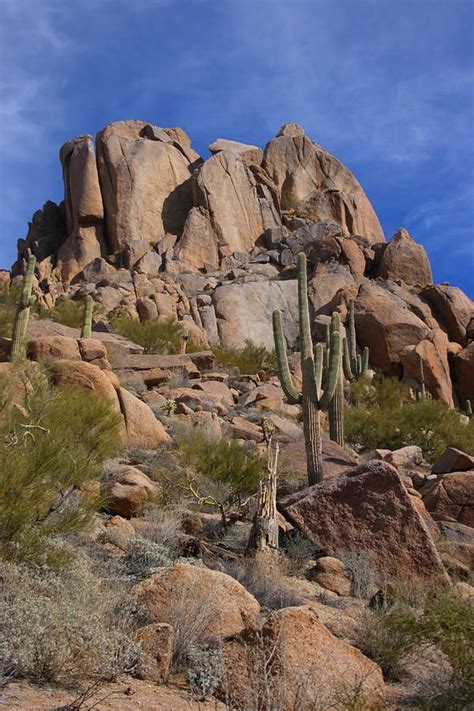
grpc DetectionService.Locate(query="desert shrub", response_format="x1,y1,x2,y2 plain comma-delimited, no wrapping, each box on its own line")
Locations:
125,538,174,578
345,376,474,461
112,315,203,355
39,298,93,329
140,505,184,555
187,643,223,701
213,339,277,374
284,531,317,577
0,368,121,565
357,585,474,703
215,556,303,610
337,550,378,599
0,284,21,339
0,558,141,685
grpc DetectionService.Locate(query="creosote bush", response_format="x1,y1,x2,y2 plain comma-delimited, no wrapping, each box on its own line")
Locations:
345,376,474,461
111,315,202,354
0,366,121,566
39,298,93,329
0,557,141,686
213,339,277,374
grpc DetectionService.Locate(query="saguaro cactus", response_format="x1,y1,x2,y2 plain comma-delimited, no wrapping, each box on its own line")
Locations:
81,295,93,339
342,300,369,381
416,353,427,401
10,253,36,360
273,252,341,485
465,400,472,418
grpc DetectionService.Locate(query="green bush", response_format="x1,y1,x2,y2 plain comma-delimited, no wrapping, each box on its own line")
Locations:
112,315,203,354
213,339,277,374
0,285,20,339
345,376,474,461
0,367,122,565
39,298,91,329
0,558,141,685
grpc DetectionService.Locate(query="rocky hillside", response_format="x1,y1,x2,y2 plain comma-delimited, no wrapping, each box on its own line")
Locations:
3,120,473,408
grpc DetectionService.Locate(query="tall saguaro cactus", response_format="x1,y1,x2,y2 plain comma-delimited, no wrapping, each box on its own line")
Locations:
10,253,36,361
81,295,93,339
342,300,369,381
273,252,341,485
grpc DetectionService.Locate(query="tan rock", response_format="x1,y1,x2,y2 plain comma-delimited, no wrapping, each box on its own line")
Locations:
400,329,454,406
192,380,235,407
101,465,158,518
175,206,219,273
50,360,121,412
56,224,107,283
134,563,260,638
135,623,174,683
102,515,136,550
59,134,104,230
454,342,474,402
228,416,263,441
279,460,448,584
184,411,222,440
385,446,424,469
377,228,432,287
209,138,263,166
423,284,474,345
27,335,81,362
306,556,351,596
263,126,384,243
221,606,384,710
339,237,366,280
309,261,356,316
213,279,298,350
117,387,170,448
193,150,279,257
96,120,195,252
432,447,474,475
77,337,109,365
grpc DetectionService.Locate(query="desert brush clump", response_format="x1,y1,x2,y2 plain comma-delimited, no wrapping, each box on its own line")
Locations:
273,251,341,484
345,375,474,461
39,297,94,330
111,314,203,354
0,365,121,566
0,556,141,686
213,339,277,374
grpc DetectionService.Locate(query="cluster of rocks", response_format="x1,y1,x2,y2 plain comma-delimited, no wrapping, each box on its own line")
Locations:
2,120,472,408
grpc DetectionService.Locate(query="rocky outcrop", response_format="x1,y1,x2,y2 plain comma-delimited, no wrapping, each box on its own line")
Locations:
454,342,474,403
96,121,199,252
278,460,448,583
263,124,384,243
422,284,474,345
422,470,474,526
377,228,432,287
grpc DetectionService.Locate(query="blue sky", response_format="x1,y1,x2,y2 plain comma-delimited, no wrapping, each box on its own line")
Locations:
1,0,473,296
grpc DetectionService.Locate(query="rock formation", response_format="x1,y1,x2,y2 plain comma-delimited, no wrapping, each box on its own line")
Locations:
5,119,473,407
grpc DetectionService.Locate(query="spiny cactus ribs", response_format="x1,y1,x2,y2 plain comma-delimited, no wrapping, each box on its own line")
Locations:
11,253,36,361
273,252,341,485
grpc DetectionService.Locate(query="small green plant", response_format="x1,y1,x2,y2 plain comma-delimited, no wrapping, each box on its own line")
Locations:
0,284,22,339
125,538,174,578
10,253,36,360
39,298,88,329
0,366,121,565
213,339,277,374
345,376,474,461
111,315,200,355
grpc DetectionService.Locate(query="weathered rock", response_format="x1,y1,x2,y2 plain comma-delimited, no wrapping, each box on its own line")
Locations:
101,465,158,518
134,563,260,638
193,150,280,258
228,416,263,442
423,284,474,345
50,360,121,411
27,335,81,362
279,461,448,583
183,411,222,440
192,380,235,407
280,438,359,482
399,329,453,406
454,343,474,403
422,470,474,526
385,446,424,469
221,606,384,711
306,556,351,596
117,387,170,448
101,515,136,550
213,279,298,349
174,206,219,273
438,521,474,568
432,447,474,475
96,121,197,252
309,261,356,316
263,126,384,243
134,251,162,278
355,279,431,372
59,134,104,230
377,229,432,287
56,224,107,283
209,138,263,166
135,623,174,683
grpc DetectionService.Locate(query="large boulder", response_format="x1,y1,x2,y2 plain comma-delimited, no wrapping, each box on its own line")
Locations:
454,343,474,403
309,261,356,316
422,284,474,346
133,563,260,639
399,329,454,406
263,124,384,244
212,279,298,350
209,138,263,166
96,121,198,252
192,150,280,258
376,228,432,287
116,386,170,448
27,336,81,362
278,461,448,583
221,606,384,711
432,447,474,475
59,134,104,231
174,206,219,273
101,465,158,518
50,360,121,411
422,471,474,527
354,279,432,372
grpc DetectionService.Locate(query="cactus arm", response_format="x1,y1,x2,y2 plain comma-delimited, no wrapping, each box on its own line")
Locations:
361,346,369,374
313,343,324,397
272,310,301,405
418,353,426,399
297,253,313,362
356,354,362,379
11,254,36,361
465,400,472,418
81,295,93,339
348,300,357,364
319,314,342,410
342,337,353,381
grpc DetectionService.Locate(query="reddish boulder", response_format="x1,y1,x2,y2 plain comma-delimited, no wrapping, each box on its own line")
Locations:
377,228,432,287
399,329,453,406
278,461,448,583
423,284,474,345
117,387,170,448
422,470,474,527
454,343,474,403
432,447,474,475
101,465,158,518
135,623,174,683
